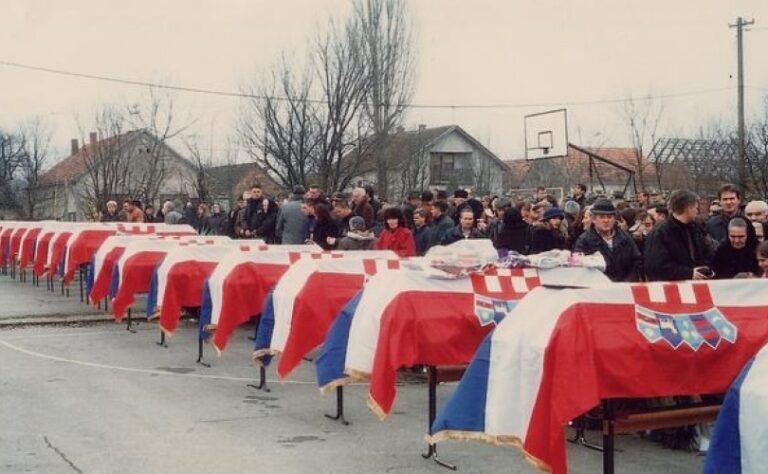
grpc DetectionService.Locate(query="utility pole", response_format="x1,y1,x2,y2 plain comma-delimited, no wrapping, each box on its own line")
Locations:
730,16,754,192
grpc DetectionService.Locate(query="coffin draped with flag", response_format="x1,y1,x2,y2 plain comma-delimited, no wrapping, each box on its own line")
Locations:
705,341,768,474
428,280,768,474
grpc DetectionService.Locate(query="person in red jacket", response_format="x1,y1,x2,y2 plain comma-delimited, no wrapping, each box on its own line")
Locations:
375,207,416,257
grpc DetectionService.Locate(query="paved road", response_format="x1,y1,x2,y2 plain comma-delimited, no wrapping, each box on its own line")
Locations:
0,272,706,472
0,320,705,474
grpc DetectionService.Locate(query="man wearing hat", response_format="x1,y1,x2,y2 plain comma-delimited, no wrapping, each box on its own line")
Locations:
529,207,566,253
276,185,310,244
574,197,642,282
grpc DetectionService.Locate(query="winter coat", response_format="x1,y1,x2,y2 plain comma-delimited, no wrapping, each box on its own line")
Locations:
375,226,416,257
206,212,229,236
428,214,455,248
312,219,340,250
276,198,309,244
529,225,565,254
574,227,642,282
337,231,376,251
164,210,183,225
644,216,712,281
493,208,529,254
711,240,759,279
440,225,486,246
352,201,375,230
413,225,432,256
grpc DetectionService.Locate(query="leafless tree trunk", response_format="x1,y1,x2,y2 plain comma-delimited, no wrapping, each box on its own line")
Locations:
18,118,52,219
239,58,321,190
312,16,372,192
621,95,664,192
183,137,215,204
0,130,25,213
127,86,190,206
355,0,415,200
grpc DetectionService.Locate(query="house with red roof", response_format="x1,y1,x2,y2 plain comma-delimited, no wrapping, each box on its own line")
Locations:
35,130,198,220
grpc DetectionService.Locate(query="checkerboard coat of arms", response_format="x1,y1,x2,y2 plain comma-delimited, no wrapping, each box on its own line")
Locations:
470,268,541,327
631,282,737,350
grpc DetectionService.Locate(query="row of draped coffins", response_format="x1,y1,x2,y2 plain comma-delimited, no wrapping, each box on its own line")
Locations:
1,219,766,473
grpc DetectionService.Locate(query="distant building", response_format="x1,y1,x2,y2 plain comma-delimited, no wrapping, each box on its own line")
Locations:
504,144,689,200
35,130,198,221
204,162,282,210
350,125,509,200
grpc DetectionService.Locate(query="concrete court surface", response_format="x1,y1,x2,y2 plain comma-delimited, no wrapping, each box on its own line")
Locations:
0,319,706,474
0,274,705,473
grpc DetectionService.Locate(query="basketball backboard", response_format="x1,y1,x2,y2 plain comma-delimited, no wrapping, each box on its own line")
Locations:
524,108,568,160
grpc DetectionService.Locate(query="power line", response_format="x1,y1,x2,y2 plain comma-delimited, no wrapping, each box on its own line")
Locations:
0,59,738,110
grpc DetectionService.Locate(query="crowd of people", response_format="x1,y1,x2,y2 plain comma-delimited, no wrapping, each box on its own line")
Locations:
100,181,768,281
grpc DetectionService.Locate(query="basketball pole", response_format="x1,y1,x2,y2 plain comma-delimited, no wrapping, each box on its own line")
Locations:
730,17,754,192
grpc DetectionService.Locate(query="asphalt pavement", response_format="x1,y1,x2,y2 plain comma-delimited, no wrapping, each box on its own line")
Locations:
0,275,705,473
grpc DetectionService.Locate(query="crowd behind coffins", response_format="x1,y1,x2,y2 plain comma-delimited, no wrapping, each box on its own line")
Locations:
99,182,768,282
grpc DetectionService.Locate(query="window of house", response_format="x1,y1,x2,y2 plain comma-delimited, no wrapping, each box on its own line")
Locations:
430,154,455,184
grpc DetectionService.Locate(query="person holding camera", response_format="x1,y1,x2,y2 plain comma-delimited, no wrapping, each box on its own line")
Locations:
644,189,713,281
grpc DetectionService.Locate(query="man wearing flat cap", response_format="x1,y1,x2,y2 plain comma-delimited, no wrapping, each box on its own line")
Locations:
574,198,642,281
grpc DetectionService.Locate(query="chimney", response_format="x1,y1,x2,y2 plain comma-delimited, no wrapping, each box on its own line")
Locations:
89,132,98,146
418,124,427,133
70,139,79,155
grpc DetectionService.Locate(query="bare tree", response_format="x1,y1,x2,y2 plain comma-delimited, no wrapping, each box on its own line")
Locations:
127,86,190,206
239,58,321,189
355,0,415,200
183,135,216,204
17,118,52,218
620,95,664,191
0,130,25,213
312,16,372,192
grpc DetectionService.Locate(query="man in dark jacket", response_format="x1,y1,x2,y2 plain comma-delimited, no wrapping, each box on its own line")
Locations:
428,200,455,248
441,208,486,246
706,183,755,244
574,198,642,282
644,189,713,281
412,209,432,255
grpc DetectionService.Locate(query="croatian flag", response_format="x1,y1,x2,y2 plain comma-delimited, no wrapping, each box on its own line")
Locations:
62,227,118,284
111,238,224,319
88,235,154,303
254,252,398,378
705,343,768,474
428,280,768,474
151,241,265,334
199,244,323,353
0,223,22,266
341,266,589,419
8,225,30,264
18,223,47,271
45,224,80,278
33,227,57,277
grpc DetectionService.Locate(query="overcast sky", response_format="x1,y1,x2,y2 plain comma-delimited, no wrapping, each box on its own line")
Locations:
2,0,768,163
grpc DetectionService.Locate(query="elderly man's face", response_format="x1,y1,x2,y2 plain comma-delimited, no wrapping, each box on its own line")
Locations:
593,214,616,233
746,208,767,224
729,225,748,249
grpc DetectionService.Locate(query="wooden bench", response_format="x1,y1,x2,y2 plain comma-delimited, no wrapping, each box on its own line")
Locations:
602,401,721,473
